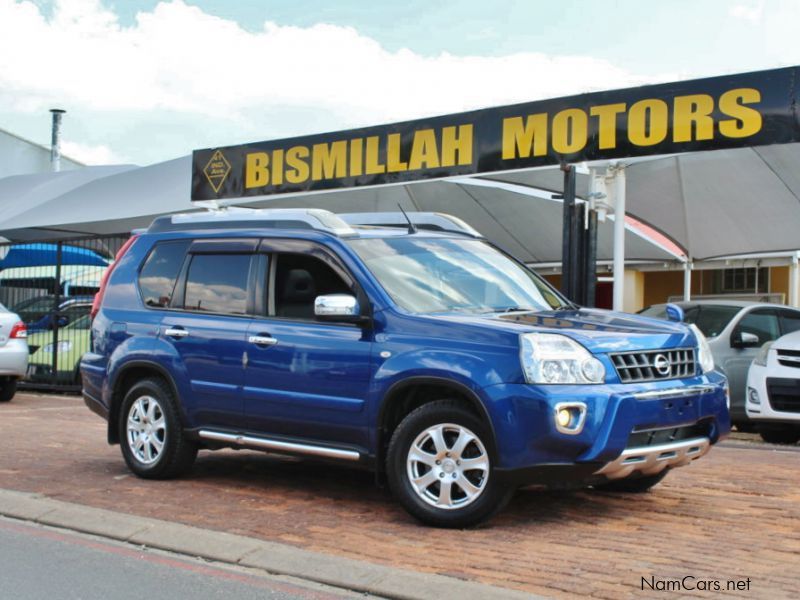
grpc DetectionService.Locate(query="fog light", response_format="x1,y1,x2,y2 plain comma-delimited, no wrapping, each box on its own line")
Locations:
557,408,572,428
553,402,587,435
748,387,760,405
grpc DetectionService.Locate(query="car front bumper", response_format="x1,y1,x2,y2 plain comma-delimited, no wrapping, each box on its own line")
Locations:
746,363,800,423
482,371,730,484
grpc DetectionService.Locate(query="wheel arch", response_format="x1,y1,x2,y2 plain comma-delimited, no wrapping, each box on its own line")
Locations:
375,376,496,475
107,360,182,445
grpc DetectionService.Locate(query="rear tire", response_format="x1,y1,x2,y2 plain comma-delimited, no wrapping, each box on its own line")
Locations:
387,400,513,528
0,378,17,402
594,471,668,493
118,377,197,479
757,425,800,445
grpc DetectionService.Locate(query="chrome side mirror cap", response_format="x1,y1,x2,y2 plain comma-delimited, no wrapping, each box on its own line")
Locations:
314,294,360,318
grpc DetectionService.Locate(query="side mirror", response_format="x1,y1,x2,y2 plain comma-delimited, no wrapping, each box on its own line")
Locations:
665,303,685,322
314,294,367,324
732,330,760,348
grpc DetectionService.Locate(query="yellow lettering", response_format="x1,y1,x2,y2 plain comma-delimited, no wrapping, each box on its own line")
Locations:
673,94,714,142
285,146,310,184
245,152,269,188
386,133,408,172
312,141,348,180
502,115,547,159
552,108,588,154
719,88,762,138
350,138,363,177
365,136,385,175
628,99,668,146
271,149,284,186
408,129,440,170
441,124,473,167
590,103,626,149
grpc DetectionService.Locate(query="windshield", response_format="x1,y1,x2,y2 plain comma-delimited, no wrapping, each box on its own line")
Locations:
348,237,567,314
640,304,740,338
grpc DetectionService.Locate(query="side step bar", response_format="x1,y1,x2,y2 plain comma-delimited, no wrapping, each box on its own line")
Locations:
198,430,361,462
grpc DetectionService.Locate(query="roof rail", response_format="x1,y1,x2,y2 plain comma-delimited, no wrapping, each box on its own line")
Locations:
339,212,483,238
148,208,357,236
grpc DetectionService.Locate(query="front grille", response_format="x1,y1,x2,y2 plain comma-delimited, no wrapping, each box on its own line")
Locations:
776,349,800,369
766,377,800,413
626,421,710,449
610,348,696,383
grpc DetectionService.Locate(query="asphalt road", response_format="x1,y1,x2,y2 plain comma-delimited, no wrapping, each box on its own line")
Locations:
0,517,366,600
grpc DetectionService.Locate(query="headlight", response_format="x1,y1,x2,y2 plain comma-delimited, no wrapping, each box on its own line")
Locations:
42,341,72,353
753,341,773,367
520,333,605,384
689,324,714,373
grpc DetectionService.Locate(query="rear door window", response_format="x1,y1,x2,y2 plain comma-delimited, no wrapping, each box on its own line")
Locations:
184,254,252,315
138,240,190,308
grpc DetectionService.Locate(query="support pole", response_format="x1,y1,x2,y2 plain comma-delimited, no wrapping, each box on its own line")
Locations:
611,165,626,312
683,262,692,302
790,254,799,307
561,164,576,300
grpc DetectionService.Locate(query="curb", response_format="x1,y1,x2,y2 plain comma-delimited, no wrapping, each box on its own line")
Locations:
0,488,539,600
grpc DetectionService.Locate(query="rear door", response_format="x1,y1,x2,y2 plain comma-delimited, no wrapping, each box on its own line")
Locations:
160,239,257,430
243,239,373,448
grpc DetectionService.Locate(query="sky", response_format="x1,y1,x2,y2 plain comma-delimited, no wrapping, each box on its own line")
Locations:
0,0,797,166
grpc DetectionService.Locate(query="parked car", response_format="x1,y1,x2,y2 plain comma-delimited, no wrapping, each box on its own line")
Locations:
82,209,730,527
11,295,93,332
27,313,91,385
0,301,29,402
745,330,800,444
639,301,800,429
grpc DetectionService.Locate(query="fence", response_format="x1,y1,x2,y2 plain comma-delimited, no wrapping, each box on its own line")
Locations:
0,235,130,391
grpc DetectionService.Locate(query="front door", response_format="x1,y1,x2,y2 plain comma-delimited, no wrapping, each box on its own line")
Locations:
243,244,373,449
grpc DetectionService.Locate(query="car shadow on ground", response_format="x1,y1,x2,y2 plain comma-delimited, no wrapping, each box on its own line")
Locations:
183,449,622,528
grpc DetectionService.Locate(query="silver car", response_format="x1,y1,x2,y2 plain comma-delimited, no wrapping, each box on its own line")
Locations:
640,300,800,428
0,302,29,402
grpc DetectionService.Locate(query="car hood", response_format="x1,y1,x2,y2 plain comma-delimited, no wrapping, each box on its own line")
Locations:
425,308,694,354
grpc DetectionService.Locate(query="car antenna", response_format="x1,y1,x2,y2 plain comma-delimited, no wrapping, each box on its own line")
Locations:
397,204,418,234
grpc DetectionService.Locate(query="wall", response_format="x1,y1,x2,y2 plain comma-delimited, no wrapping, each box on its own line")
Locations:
0,129,81,178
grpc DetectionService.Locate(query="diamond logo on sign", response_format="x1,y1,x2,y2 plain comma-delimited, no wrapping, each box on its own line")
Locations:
203,150,231,193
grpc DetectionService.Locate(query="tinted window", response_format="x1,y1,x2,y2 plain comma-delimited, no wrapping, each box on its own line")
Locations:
274,253,350,319
639,304,737,338
184,254,251,315
735,309,780,344
139,241,190,308
780,309,800,335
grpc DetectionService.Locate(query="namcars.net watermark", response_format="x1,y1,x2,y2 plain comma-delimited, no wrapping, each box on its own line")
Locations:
642,576,752,592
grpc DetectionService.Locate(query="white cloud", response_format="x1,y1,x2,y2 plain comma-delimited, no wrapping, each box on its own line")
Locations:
729,3,763,22
0,0,668,129
60,140,125,164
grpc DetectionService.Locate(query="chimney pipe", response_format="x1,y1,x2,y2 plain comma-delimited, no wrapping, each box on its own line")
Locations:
50,108,66,172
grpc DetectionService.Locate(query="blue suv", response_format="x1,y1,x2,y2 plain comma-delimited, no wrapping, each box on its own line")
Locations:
81,208,730,527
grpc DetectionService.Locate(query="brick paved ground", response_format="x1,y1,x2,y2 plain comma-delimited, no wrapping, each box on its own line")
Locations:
1,393,798,599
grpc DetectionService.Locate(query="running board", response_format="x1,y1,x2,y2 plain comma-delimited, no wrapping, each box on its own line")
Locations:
197,430,361,462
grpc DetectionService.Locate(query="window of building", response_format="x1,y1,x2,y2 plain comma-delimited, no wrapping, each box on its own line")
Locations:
714,267,769,294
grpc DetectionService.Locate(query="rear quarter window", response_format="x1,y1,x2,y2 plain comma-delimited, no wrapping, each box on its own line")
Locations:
138,240,190,308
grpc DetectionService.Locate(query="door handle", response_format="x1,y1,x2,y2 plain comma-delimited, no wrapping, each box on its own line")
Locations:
164,327,189,338
248,334,278,347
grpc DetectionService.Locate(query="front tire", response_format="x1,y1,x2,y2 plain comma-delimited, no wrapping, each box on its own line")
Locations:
0,378,17,402
387,400,513,528
119,378,197,479
594,471,668,493
758,425,800,445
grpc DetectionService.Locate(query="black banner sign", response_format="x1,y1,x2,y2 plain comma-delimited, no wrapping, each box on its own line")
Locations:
192,66,800,201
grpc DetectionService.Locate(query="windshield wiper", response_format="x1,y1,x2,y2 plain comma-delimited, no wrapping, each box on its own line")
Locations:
494,306,538,313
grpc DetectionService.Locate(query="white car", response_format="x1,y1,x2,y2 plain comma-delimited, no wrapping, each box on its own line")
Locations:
746,330,800,444
0,302,29,402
